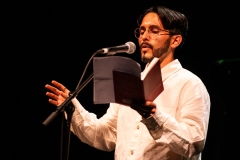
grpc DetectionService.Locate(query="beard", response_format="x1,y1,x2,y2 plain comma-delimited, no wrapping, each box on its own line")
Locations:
141,37,171,63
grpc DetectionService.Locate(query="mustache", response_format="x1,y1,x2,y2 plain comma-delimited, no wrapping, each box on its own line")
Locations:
140,42,153,50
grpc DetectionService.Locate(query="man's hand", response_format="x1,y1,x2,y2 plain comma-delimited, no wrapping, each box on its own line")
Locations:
130,101,156,119
45,80,69,106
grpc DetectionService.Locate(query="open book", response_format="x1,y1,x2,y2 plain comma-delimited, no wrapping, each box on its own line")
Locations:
93,56,164,105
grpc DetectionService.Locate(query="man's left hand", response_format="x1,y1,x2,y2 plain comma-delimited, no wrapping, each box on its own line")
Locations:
130,101,156,119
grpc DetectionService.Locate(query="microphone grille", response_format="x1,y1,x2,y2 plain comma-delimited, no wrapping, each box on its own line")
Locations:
125,41,136,54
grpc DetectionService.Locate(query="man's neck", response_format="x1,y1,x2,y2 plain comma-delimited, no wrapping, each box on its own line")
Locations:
160,52,174,69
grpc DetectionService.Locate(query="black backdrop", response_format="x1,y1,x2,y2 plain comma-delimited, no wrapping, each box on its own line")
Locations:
1,1,239,160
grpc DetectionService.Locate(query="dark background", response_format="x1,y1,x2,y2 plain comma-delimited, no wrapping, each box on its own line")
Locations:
1,0,239,160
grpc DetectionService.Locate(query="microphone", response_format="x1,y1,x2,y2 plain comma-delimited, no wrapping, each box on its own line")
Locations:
101,41,136,55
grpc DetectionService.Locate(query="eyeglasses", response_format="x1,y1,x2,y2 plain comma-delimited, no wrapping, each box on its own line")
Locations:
134,26,173,40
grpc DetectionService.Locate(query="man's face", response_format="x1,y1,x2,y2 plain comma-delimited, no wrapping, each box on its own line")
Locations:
138,12,171,63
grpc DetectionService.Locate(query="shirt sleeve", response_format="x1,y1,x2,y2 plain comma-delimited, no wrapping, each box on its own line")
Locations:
141,81,210,158
70,98,118,151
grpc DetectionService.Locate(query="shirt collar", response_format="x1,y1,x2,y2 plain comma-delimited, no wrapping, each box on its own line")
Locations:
161,59,182,81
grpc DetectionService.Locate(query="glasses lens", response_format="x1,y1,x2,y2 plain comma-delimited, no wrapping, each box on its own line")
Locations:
148,27,160,39
134,28,140,39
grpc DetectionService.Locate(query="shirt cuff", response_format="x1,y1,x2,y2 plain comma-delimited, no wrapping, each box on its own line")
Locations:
141,116,163,139
141,108,169,139
71,98,85,114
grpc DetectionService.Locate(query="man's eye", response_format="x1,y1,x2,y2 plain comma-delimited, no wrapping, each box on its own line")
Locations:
151,29,160,34
140,30,145,35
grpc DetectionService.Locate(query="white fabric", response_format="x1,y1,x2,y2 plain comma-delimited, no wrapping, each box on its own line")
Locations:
70,59,210,160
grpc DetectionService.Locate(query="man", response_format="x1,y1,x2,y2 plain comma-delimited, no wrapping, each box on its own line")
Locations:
45,6,210,160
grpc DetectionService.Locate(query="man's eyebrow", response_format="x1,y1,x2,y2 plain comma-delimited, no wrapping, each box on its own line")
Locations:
139,25,161,29
139,26,146,30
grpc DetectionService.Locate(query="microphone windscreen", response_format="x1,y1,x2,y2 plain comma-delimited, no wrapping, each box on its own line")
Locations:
125,41,136,54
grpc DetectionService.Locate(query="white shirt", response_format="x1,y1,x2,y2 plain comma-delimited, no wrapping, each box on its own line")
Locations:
70,59,210,160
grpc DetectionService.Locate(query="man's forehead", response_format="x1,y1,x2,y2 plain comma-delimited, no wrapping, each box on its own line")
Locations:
140,12,163,28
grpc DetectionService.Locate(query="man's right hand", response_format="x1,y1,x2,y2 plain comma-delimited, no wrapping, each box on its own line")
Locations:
45,80,69,106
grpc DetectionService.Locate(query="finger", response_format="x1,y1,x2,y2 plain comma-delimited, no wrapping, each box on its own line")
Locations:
45,84,57,93
150,108,156,116
52,80,67,92
146,101,156,115
46,92,59,100
48,99,59,106
45,84,61,95
150,113,154,117
131,102,153,113
151,107,156,113
145,101,156,107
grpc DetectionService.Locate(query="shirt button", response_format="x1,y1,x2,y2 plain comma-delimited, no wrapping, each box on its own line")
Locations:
131,150,134,155
137,125,139,129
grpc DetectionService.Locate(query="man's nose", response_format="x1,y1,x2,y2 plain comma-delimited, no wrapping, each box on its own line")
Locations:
141,30,150,40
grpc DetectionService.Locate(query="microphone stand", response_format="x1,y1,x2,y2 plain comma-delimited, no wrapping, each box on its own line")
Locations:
42,49,102,160
61,74,93,160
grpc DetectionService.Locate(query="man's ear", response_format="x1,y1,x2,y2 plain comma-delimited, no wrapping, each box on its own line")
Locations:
171,35,182,49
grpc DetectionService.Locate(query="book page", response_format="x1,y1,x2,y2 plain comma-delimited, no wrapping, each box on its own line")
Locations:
93,56,141,104
141,57,160,80
141,58,164,101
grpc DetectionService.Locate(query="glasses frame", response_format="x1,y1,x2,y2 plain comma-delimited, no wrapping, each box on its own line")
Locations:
134,27,174,39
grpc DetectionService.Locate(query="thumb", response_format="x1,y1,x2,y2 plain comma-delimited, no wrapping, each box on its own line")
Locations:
145,101,156,107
